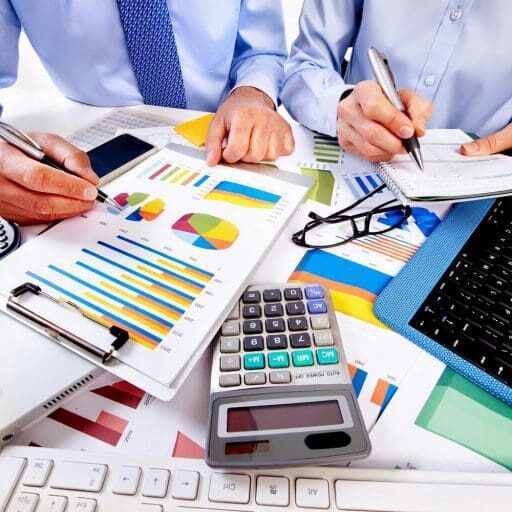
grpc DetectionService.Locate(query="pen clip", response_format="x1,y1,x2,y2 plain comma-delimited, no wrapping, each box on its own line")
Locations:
0,121,43,151
8,281,130,363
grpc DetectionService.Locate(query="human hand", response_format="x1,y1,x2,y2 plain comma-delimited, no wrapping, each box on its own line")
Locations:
0,132,99,224
205,86,294,166
337,80,433,162
461,124,512,157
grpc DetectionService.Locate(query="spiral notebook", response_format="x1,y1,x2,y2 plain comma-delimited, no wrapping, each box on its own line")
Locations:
377,129,512,204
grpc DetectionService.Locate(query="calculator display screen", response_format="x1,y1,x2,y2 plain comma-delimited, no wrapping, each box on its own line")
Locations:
226,400,343,433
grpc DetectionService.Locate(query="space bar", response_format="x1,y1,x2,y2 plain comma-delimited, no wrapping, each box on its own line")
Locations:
335,480,511,512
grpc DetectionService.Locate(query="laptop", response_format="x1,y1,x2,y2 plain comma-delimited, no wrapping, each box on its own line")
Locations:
374,198,512,405
0,311,102,447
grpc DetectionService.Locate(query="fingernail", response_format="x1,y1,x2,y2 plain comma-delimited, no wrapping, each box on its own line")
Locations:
399,125,414,139
463,142,478,154
83,187,97,201
417,118,427,134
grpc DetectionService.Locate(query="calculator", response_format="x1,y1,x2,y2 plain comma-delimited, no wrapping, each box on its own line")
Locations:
0,217,21,260
206,284,370,468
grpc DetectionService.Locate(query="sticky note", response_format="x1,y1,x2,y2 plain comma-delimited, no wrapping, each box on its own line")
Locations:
174,113,215,147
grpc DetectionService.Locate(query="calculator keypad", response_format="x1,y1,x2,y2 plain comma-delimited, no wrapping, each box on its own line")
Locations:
217,285,341,388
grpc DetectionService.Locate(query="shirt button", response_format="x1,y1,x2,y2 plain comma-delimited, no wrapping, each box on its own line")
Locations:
424,74,436,87
450,8,462,21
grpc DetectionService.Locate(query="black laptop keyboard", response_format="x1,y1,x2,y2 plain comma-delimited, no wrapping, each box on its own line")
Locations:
410,199,512,387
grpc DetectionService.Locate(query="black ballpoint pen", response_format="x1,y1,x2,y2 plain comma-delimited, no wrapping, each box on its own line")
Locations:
0,121,122,210
368,47,424,171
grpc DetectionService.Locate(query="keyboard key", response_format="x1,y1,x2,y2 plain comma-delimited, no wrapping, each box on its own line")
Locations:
22,459,53,487
69,498,96,512
311,314,330,330
244,372,266,385
242,304,261,319
305,286,324,299
243,320,263,334
256,476,290,506
290,332,312,348
314,330,334,346
263,289,282,302
242,290,261,304
220,337,240,353
7,493,39,512
219,374,241,387
307,299,328,314
137,506,162,512
220,355,241,372
269,370,292,384
171,470,200,500
0,457,26,511
288,317,309,331
268,351,290,368
317,348,339,365
295,478,330,509
286,301,306,315
222,320,240,336
112,466,141,495
264,303,284,317
244,353,265,370
226,303,240,320
243,336,264,351
267,334,288,350
39,495,67,512
292,349,314,367
266,318,286,332
209,473,250,504
141,469,170,498
50,461,107,492
284,287,303,300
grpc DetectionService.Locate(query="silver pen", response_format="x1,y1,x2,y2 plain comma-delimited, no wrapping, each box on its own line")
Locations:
0,121,122,210
368,47,424,171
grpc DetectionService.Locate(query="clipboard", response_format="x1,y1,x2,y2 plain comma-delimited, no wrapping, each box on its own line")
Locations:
1,144,314,401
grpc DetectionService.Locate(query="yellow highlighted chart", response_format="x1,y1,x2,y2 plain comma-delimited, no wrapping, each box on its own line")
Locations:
205,181,281,209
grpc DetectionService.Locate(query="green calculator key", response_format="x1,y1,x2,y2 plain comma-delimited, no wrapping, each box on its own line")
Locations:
244,353,265,370
316,347,339,365
268,351,289,368
292,349,314,367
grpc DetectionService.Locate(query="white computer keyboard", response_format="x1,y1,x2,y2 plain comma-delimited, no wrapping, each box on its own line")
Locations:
1,446,511,512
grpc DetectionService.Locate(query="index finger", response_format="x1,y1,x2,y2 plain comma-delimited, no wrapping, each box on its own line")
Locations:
30,132,99,185
357,82,415,139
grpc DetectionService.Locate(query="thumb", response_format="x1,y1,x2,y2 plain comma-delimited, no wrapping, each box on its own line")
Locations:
204,114,226,167
399,89,433,137
461,124,512,156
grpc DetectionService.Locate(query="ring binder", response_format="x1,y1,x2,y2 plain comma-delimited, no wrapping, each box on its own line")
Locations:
7,282,129,363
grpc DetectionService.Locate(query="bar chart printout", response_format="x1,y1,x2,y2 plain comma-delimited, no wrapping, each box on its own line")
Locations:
139,159,211,188
26,234,214,350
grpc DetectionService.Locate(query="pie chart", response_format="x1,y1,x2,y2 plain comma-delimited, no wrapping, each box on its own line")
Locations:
172,213,239,250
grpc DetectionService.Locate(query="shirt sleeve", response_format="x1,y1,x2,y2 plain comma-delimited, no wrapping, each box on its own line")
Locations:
0,0,21,116
229,0,287,106
281,0,363,136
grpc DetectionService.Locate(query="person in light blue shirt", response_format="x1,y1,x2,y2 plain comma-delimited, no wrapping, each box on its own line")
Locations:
0,0,293,224
282,0,512,163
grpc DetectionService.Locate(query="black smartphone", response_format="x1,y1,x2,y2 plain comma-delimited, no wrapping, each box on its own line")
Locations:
87,133,157,184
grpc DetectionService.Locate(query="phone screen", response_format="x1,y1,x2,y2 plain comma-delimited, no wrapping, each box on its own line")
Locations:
87,134,155,179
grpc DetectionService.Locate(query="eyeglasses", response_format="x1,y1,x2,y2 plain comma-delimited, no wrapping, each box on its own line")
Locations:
292,183,412,249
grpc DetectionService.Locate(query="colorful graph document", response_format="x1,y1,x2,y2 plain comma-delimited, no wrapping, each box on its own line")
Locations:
0,146,312,400
355,355,511,472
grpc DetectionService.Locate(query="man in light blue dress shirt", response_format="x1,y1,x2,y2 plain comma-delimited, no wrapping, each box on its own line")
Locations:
0,0,293,224
282,0,512,163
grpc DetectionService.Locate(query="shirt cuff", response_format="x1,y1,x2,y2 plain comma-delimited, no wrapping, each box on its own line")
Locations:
321,83,353,137
231,69,280,108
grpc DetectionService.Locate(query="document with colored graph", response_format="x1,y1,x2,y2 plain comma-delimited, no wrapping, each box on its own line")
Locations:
0,145,313,400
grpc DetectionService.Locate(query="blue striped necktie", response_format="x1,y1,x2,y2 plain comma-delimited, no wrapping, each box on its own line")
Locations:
116,0,187,108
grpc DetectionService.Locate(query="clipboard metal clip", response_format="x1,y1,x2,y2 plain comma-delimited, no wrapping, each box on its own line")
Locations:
7,282,129,364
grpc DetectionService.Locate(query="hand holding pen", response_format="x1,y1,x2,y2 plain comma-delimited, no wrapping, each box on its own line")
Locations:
336,48,432,168
0,122,121,224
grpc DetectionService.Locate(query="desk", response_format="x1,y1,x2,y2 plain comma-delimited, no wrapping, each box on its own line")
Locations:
1,91,509,476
